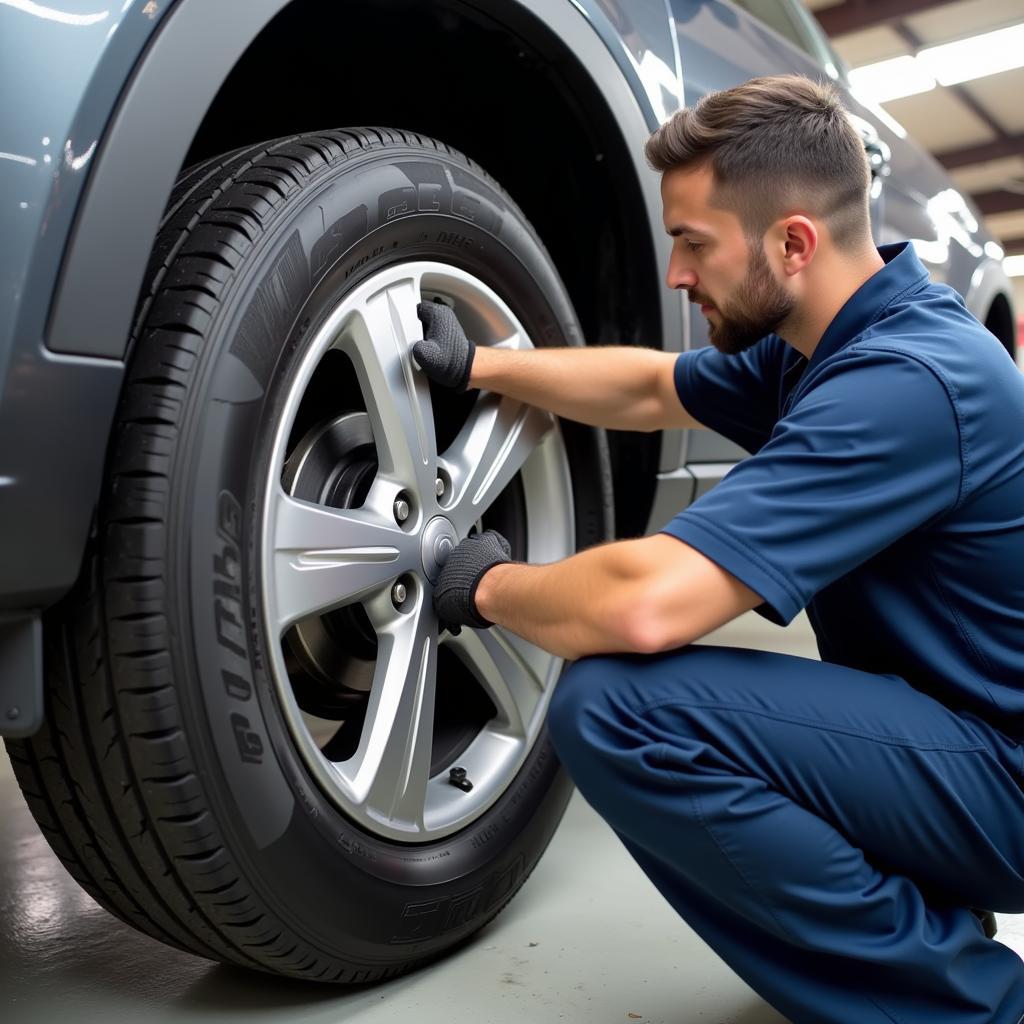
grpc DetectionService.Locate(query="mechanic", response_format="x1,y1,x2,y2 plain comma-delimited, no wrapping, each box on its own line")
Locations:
413,74,1024,1023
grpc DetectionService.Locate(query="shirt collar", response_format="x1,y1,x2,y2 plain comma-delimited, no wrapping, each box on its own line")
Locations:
804,241,929,374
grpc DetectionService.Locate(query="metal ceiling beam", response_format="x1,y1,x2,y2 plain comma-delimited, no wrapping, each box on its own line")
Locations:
937,136,1024,170
813,0,961,37
971,190,1024,216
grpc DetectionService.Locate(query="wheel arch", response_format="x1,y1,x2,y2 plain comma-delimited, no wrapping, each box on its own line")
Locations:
49,0,674,540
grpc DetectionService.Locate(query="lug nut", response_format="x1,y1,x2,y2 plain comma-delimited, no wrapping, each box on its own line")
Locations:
393,498,410,523
435,477,445,497
392,582,407,606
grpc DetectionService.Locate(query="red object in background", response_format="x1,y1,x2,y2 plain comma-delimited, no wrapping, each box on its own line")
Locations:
1018,316,1024,362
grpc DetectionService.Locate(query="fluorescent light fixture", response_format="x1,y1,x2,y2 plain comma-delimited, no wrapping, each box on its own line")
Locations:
985,241,1005,261
848,55,936,104
917,23,1024,87
850,22,1024,106
1004,255,1024,278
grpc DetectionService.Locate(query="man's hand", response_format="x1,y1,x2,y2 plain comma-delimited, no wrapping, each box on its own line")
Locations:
413,300,476,392
434,529,511,634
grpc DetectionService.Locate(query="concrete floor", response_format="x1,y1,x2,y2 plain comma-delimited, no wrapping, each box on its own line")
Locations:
2,612,1022,1024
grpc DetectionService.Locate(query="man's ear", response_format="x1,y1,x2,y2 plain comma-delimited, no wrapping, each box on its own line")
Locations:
778,216,817,276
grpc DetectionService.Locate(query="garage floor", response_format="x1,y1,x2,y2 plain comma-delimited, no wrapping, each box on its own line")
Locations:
3,612,1023,1024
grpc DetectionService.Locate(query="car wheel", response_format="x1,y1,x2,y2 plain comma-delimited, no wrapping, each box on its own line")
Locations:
5,129,613,981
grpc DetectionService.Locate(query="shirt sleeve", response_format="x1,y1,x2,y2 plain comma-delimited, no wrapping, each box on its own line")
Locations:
674,336,786,454
661,348,963,625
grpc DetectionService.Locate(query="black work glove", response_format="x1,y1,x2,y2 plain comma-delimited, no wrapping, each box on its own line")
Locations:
434,530,511,635
412,300,476,392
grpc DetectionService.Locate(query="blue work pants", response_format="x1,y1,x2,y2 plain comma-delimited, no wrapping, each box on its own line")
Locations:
547,644,1024,1023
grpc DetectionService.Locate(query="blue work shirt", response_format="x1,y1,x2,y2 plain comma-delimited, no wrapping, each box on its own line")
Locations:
661,242,1024,736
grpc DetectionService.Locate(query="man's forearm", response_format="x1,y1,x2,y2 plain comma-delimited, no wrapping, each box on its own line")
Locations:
470,344,673,432
472,541,654,660
471,534,763,661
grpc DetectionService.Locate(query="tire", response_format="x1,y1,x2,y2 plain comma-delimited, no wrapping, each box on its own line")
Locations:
4,129,613,981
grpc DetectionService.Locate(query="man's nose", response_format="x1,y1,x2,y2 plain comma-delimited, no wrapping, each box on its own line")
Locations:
666,264,698,290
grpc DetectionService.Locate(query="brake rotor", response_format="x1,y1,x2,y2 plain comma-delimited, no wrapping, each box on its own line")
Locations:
282,411,379,717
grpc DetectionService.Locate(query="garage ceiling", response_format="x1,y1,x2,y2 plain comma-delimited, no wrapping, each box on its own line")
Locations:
805,0,1024,256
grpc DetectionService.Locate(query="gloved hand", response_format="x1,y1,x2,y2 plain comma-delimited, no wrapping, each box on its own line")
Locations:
434,529,511,634
412,300,476,392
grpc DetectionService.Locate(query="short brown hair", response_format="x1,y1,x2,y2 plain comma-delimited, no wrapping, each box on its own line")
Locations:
645,74,872,250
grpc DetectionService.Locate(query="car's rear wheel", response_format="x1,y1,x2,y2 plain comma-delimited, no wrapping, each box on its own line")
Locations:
5,129,612,981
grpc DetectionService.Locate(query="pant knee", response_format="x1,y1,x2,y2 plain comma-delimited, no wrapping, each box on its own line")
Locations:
547,651,725,784
547,655,704,833
546,656,619,765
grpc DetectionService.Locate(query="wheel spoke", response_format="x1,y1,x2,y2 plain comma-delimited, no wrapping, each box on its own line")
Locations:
345,599,438,833
271,487,415,632
445,626,552,738
339,276,438,498
441,392,554,536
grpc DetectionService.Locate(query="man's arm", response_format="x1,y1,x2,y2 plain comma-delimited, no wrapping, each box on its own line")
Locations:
470,345,705,432
414,300,704,432
473,534,763,661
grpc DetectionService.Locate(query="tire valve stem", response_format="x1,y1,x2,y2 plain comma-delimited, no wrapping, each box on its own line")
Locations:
448,766,473,792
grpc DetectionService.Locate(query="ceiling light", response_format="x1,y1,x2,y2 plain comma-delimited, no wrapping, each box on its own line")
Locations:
917,23,1024,87
848,55,936,104
1003,255,1024,278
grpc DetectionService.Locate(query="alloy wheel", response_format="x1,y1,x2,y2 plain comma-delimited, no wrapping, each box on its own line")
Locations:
261,262,575,842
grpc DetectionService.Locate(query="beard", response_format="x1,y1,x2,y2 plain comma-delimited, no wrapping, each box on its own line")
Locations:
695,243,796,355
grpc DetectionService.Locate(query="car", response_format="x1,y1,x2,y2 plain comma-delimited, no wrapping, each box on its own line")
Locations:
1,0,1016,985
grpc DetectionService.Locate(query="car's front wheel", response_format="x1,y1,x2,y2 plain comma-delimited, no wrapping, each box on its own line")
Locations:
5,129,612,981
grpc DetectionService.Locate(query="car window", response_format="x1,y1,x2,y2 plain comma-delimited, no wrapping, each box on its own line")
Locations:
731,0,819,61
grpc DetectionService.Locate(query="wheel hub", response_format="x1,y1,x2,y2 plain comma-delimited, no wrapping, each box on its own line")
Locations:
420,516,457,584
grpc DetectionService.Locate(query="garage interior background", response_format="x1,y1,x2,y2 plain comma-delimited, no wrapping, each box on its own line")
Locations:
807,0,1024,347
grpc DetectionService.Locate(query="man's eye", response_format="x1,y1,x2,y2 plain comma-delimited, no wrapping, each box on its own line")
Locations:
685,240,703,253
